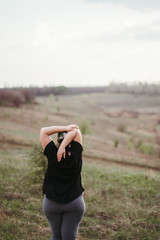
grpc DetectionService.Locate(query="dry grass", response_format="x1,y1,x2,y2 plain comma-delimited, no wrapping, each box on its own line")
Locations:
1,93,160,169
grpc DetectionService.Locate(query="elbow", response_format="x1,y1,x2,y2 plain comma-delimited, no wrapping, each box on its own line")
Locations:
72,128,80,138
40,127,44,133
40,128,43,138
40,127,46,135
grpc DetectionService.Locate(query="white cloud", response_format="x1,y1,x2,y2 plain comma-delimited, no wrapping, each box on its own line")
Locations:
84,0,160,10
0,0,160,87
32,22,50,46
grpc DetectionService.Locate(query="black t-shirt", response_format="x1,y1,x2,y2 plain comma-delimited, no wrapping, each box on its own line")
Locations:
42,140,85,203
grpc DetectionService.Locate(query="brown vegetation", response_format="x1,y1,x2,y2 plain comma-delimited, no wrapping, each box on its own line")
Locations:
0,88,35,107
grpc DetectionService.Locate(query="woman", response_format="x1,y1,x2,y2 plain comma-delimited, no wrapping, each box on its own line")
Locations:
40,124,85,240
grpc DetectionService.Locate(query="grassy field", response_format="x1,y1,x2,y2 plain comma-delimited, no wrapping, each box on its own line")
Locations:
0,92,160,239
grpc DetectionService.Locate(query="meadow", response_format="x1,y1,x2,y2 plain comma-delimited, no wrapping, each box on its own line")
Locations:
0,92,160,240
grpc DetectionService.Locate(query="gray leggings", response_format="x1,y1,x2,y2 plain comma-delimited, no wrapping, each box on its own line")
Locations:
43,193,85,240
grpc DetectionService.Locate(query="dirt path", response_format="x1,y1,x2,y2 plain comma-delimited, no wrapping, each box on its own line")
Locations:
84,154,160,175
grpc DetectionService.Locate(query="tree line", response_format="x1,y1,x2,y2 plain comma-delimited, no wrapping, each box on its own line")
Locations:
0,83,160,107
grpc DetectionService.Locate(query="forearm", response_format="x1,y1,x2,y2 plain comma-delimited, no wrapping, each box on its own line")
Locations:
59,129,77,149
40,126,67,136
57,128,81,161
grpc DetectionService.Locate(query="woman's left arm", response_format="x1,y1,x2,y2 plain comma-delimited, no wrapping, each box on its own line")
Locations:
57,129,82,162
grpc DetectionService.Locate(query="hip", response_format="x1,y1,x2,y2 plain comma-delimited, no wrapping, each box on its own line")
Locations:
43,192,85,214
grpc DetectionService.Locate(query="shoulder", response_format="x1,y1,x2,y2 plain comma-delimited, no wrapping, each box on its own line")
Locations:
73,129,83,146
71,140,83,152
44,141,57,156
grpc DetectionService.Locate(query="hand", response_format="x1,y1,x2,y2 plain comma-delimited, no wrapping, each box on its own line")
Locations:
57,146,66,162
65,124,79,132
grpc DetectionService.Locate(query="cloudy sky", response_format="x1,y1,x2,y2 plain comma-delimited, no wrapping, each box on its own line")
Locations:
1,0,160,87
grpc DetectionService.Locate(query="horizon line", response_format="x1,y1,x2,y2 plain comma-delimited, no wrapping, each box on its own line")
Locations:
1,81,160,89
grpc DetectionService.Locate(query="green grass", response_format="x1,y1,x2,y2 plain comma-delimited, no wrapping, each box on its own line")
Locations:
81,164,160,239
0,149,160,240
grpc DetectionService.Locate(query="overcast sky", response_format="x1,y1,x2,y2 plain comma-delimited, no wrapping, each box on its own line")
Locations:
1,0,160,87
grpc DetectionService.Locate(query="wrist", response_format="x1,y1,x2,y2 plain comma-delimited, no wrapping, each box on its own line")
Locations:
58,143,65,150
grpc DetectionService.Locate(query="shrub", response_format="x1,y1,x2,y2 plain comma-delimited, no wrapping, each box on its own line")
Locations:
56,105,60,112
80,119,91,135
29,143,47,183
114,139,119,148
0,88,35,107
43,114,48,122
127,137,134,150
12,91,25,107
21,88,35,103
117,123,126,133
136,139,143,149
138,142,155,155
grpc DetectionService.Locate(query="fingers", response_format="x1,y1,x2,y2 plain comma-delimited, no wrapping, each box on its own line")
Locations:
57,150,66,162
57,151,62,162
68,124,79,131
68,125,79,132
57,153,62,162
70,127,78,131
72,124,79,129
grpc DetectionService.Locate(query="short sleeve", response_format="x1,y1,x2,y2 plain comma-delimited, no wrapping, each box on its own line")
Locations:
44,141,57,157
71,141,83,152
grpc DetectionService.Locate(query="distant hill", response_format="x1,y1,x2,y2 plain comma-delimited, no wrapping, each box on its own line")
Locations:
31,86,107,96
